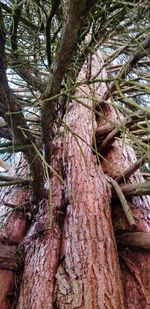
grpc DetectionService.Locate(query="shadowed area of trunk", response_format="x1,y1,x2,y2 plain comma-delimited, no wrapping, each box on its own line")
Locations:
16,140,64,309
0,155,30,308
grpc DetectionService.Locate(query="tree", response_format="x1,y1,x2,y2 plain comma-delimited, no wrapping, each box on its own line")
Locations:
0,0,150,308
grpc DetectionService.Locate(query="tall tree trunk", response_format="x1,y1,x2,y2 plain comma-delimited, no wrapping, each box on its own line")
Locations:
100,104,150,308
17,53,125,308
54,54,125,308
1,51,149,308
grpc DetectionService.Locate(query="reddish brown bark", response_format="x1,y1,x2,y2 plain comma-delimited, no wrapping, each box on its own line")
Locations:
0,187,29,244
16,140,64,308
100,104,150,308
0,245,18,271
0,270,15,309
16,53,125,308
0,156,30,308
54,55,125,308
1,52,149,309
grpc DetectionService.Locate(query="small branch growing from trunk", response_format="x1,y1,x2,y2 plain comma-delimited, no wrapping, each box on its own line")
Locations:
0,180,29,187
107,176,136,227
117,232,150,250
115,155,146,184
120,181,150,197
96,111,149,155
0,174,30,185
103,37,150,101
0,143,32,154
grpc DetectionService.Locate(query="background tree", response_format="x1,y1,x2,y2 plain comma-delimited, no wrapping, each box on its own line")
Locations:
0,0,150,308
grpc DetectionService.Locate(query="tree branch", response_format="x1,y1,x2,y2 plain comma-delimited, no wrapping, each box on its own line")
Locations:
10,1,44,93
0,1,41,31
117,232,150,250
142,173,150,179
0,143,32,154
103,37,150,101
96,111,150,138
0,159,11,171
96,111,149,155
0,8,44,200
0,174,30,184
42,0,97,165
46,0,61,68
0,180,29,187
107,176,136,227
120,181,150,197
115,155,146,184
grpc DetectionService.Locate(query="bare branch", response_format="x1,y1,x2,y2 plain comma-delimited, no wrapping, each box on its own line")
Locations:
0,159,11,171
0,174,30,184
0,143,32,154
120,181,150,197
103,37,150,101
107,176,136,227
0,1,41,31
96,111,149,155
142,173,150,179
117,232,150,250
115,156,146,184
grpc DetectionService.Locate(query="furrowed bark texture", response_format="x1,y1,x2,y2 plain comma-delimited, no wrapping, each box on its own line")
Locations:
54,54,125,308
0,156,30,308
100,105,150,309
17,140,64,309
0,270,15,309
0,245,17,271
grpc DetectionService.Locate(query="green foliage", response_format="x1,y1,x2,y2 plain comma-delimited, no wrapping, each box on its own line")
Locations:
0,0,149,183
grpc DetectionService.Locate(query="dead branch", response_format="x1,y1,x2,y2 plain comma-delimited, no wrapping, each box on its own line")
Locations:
103,37,150,101
115,156,146,184
120,181,150,197
117,232,150,250
107,176,136,227
0,174,30,184
96,111,149,154
0,10,44,200
142,173,150,179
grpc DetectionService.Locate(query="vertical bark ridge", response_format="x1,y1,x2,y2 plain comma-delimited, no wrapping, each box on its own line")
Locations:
54,54,125,308
17,140,64,309
0,270,15,309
